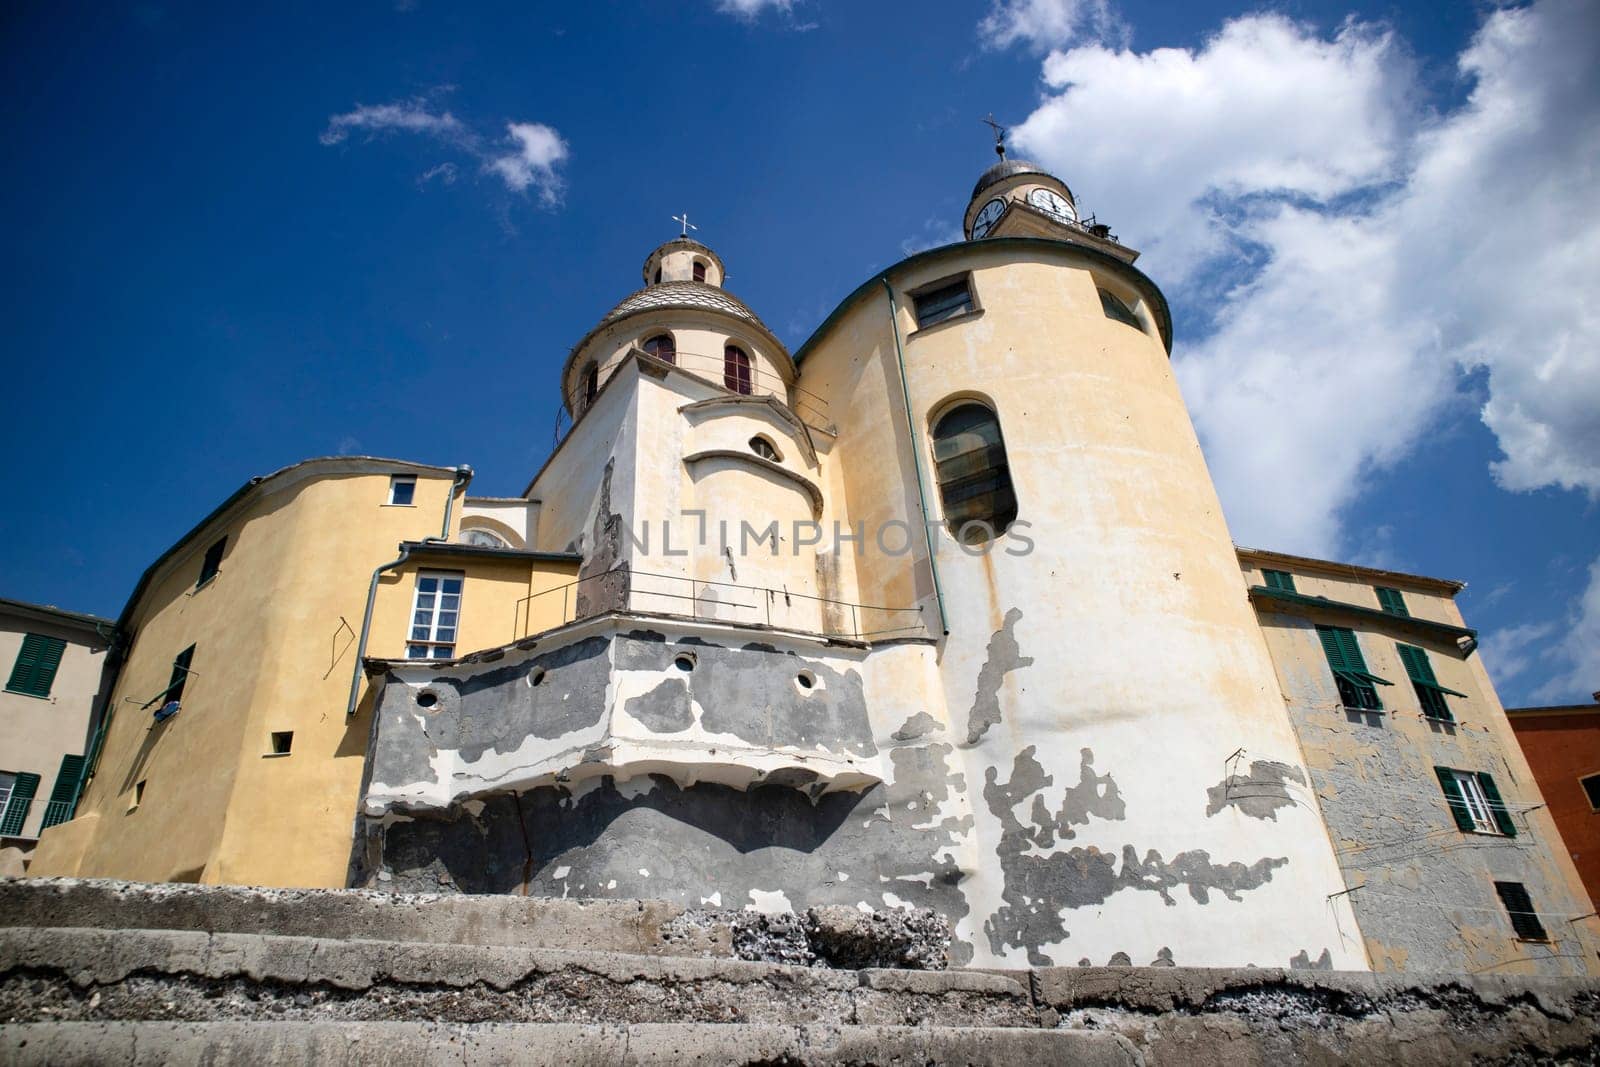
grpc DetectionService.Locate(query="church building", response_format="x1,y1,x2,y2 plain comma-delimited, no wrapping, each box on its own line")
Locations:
32,150,1598,976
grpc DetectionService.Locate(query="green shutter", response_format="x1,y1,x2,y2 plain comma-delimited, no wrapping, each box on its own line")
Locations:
1397,643,1468,698
1435,767,1475,832
1316,625,1348,670
1333,628,1392,687
6,634,66,698
40,754,86,830
1477,773,1517,837
1264,569,1296,592
0,772,40,835
1377,587,1409,616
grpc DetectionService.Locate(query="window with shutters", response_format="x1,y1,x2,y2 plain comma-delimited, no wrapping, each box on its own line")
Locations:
931,401,1018,544
197,536,227,588
723,345,752,395
1098,288,1144,332
1435,766,1516,836
1263,569,1296,592
6,633,67,699
1314,625,1391,710
910,275,976,329
1396,643,1466,721
1494,881,1548,941
0,771,39,836
1582,773,1600,812
1375,586,1409,616
642,333,676,365
408,571,464,659
40,753,85,830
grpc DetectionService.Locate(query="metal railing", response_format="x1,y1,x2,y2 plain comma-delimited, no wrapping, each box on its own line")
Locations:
512,565,928,644
40,799,72,831
552,347,834,450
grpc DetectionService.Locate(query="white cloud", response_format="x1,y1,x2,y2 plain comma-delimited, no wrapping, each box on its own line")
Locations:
1528,554,1600,704
321,96,569,205
1009,0,1600,556
900,216,965,257
715,0,793,20
979,0,1120,51
1478,618,1557,689
485,123,569,206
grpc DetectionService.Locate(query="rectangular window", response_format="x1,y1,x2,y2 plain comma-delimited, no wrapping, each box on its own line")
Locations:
1375,586,1409,616
1315,625,1391,710
912,277,975,328
1435,766,1517,836
1396,643,1466,721
40,753,85,830
155,645,196,715
1098,287,1144,331
1494,881,1548,941
1581,773,1600,811
197,536,227,588
6,633,67,699
1262,569,1296,592
388,476,416,506
269,731,293,756
407,571,464,660
0,771,40,836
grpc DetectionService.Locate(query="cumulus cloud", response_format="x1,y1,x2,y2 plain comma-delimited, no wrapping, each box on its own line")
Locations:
321,95,569,206
1009,0,1600,557
979,0,1121,52
1528,554,1600,703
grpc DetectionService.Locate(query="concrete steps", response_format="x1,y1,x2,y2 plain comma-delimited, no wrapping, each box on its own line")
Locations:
0,1022,1135,1066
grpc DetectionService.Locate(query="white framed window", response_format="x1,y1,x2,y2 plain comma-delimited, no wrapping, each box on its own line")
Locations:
1452,770,1497,834
388,476,417,506
408,571,464,659
0,772,14,816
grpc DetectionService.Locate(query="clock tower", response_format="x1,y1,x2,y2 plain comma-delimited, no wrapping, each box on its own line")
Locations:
962,141,1139,264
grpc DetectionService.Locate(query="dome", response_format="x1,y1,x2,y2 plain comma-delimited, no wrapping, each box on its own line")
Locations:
601,281,766,328
971,158,1054,200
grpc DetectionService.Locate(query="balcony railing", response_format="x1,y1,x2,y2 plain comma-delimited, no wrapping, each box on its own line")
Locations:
512,565,928,645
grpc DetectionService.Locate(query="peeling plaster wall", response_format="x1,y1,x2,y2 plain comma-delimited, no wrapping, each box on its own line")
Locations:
1257,605,1600,977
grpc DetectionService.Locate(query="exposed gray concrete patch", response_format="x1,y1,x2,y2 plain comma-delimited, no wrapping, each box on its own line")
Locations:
622,677,694,733
891,712,941,742
1204,759,1307,822
966,608,1034,745
613,632,877,758
1150,947,1175,967
574,459,628,618
438,638,613,761
367,683,441,791
982,748,1287,964
1290,948,1333,970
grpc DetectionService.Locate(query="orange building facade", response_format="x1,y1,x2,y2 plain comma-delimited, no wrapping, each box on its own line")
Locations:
1507,701,1600,909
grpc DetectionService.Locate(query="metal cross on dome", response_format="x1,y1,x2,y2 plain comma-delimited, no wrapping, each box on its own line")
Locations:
671,213,698,238
983,114,1007,159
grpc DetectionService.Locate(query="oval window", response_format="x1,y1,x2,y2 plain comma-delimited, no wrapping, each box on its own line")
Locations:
749,436,780,462
931,402,1018,543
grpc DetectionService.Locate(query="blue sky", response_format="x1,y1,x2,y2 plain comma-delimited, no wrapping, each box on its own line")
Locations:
1,0,1595,704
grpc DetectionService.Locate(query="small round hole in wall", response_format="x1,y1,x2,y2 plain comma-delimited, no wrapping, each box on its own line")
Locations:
795,670,817,692
416,690,439,709
528,668,547,687
674,653,696,672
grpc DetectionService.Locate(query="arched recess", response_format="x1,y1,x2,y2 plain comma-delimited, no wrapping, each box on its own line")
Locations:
643,333,677,365
928,399,1018,544
459,518,524,549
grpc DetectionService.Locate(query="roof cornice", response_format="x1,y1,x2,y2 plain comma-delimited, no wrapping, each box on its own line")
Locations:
1237,546,1465,595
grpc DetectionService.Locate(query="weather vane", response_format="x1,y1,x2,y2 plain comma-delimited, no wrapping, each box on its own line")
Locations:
983,114,1007,160
671,213,698,238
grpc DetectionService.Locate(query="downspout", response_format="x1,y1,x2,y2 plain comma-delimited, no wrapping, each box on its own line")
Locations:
345,465,473,718
881,277,949,637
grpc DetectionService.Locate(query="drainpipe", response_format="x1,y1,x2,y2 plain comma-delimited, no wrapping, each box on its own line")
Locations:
881,278,949,637
345,465,473,718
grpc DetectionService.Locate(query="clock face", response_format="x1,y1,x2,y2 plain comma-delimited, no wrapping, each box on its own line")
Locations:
1028,187,1077,222
970,197,1006,239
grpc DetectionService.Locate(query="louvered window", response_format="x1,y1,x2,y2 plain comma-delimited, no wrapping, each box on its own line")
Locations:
6,634,66,699
0,771,39,836
40,754,85,830
932,402,1018,544
1376,586,1409,616
1315,625,1391,710
1397,644,1466,721
912,279,975,328
1435,766,1516,836
723,346,752,395
1263,569,1296,592
1494,882,1547,941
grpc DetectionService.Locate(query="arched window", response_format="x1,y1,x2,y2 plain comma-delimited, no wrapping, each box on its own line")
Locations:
583,364,599,406
692,261,707,283
643,333,676,365
723,345,752,395
1098,287,1143,331
931,402,1017,543
749,436,780,461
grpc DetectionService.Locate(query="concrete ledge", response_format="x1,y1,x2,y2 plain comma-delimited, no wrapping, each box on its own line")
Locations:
0,1023,1138,1066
